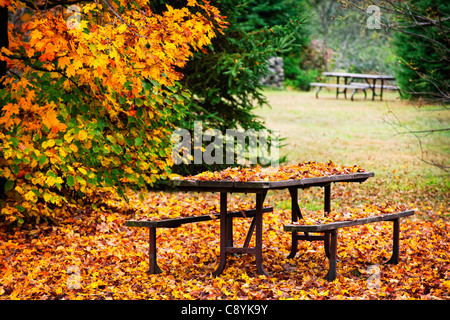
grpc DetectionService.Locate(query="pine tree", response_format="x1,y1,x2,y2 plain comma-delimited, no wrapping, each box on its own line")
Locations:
392,0,450,101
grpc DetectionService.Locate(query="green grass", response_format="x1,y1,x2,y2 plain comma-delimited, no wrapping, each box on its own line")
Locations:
256,89,449,212
258,90,448,176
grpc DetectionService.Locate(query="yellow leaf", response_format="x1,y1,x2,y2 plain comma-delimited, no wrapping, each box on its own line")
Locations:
64,133,74,143
59,147,68,158
78,130,88,141
69,144,78,153
24,190,38,203
43,139,55,149
43,193,52,202
58,56,71,69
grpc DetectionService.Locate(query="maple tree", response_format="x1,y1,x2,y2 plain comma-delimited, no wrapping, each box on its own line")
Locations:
0,0,226,226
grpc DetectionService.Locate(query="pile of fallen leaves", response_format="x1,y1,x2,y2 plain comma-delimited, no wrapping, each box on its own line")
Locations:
1,190,449,300
291,203,408,226
177,161,365,182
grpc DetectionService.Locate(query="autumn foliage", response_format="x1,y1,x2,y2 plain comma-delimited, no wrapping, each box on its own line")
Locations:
0,188,449,299
0,0,226,225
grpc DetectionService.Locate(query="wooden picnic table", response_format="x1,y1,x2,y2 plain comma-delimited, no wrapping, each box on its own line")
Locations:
169,172,375,277
322,72,396,101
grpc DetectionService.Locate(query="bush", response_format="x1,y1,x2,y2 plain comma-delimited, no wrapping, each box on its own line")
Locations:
283,38,332,90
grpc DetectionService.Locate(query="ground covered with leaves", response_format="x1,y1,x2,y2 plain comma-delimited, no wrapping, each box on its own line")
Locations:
1,183,449,300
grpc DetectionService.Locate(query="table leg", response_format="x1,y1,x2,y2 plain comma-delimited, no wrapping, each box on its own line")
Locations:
255,191,269,276
380,79,384,101
213,192,228,276
243,216,256,248
324,184,331,215
287,187,302,259
226,211,233,247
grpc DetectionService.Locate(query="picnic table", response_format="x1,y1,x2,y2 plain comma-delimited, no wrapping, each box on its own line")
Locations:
314,72,397,101
127,164,414,281
169,172,375,278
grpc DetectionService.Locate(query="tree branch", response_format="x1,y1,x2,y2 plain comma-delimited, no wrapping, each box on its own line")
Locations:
383,107,449,171
22,0,94,10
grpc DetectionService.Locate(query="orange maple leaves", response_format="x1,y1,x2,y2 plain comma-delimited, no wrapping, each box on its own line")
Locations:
0,0,227,225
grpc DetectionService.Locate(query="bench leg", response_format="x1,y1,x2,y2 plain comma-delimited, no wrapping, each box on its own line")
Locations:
323,232,331,259
351,89,357,101
324,229,338,281
148,227,163,274
315,86,322,99
336,76,340,99
386,218,400,264
372,79,377,101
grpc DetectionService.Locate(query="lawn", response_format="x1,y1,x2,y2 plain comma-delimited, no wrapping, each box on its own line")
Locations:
259,90,448,178
258,90,449,212
1,89,449,300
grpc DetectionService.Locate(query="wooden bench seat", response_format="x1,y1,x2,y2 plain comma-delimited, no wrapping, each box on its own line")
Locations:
309,82,368,100
349,82,400,91
284,209,415,281
126,206,273,274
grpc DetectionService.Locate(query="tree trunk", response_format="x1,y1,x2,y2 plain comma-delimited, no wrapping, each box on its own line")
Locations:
0,5,8,88
0,5,8,199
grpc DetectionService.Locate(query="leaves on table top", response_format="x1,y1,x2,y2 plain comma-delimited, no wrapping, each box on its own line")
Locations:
177,161,365,182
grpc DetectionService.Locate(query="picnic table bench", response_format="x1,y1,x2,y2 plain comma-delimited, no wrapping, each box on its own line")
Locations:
284,210,415,281
311,72,399,101
310,82,368,101
126,206,273,274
